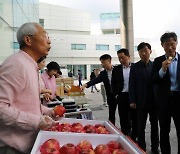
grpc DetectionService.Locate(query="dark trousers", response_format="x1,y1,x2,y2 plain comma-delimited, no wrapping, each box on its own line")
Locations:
107,93,117,125
117,92,131,135
78,79,82,86
158,93,180,154
137,106,159,151
130,108,138,142
91,85,98,91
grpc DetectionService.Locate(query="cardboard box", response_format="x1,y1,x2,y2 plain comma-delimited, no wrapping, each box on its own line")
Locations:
31,132,145,154
56,85,64,96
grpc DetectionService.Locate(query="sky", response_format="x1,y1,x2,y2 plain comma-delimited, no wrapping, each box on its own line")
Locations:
40,0,180,55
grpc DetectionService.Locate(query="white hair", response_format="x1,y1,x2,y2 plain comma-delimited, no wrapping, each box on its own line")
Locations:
16,22,40,48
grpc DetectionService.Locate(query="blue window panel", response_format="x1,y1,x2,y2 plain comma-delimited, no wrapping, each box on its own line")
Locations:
71,44,86,50
134,46,138,51
115,45,121,51
96,44,109,50
13,42,19,49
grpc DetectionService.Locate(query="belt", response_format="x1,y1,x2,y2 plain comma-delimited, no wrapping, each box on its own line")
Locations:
170,91,180,95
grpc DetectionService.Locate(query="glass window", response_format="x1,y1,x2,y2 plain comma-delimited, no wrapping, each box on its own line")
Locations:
71,44,86,50
96,44,109,50
13,42,19,49
115,45,121,51
134,46,138,51
39,19,44,27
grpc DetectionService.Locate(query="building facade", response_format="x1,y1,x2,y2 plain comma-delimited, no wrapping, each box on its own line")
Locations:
39,3,156,79
0,1,157,80
0,0,39,63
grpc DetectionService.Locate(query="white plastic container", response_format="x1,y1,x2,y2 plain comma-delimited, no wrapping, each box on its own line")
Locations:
31,131,145,154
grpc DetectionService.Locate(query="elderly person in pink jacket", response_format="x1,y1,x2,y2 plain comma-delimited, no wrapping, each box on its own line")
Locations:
0,22,56,154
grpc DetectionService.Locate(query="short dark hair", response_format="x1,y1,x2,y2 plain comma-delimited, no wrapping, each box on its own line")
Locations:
99,54,111,61
57,70,62,75
46,61,60,71
137,42,151,51
37,56,46,63
117,48,130,56
160,32,177,43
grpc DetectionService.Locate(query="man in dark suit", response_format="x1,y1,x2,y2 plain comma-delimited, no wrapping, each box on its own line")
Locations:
111,49,132,136
152,32,180,154
129,42,159,153
82,54,117,125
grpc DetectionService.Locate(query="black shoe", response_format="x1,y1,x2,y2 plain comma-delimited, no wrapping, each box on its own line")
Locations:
151,149,160,154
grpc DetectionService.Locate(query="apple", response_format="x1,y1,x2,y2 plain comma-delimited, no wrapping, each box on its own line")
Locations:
80,149,95,154
60,143,79,154
107,141,122,152
112,149,128,154
71,123,84,133
96,126,110,134
54,105,66,117
84,124,96,133
40,139,60,154
60,123,72,132
94,144,111,154
77,140,93,152
48,123,62,132
94,124,105,128
40,148,60,154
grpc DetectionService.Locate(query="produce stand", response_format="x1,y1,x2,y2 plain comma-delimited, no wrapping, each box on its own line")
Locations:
31,131,145,154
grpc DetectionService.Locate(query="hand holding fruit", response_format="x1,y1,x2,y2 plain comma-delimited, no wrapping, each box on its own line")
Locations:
54,105,66,117
38,115,56,130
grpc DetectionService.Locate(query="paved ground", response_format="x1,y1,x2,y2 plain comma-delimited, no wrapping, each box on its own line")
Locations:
73,80,178,154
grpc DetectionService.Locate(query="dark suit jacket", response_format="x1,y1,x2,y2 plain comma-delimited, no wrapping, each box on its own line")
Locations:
152,53,180,109
129,60,155,109
86,69,112,99
111,64,125,97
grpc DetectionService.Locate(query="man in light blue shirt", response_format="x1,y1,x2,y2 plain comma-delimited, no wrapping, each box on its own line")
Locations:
152,32,180,154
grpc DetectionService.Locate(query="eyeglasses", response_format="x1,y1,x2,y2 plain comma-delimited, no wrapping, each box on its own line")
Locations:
28,33,49,40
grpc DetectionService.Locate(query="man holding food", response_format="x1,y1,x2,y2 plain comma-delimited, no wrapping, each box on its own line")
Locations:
0,22,56,154
152,32,180,154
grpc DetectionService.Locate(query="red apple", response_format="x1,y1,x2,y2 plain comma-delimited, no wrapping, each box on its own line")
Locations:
60,143,79,154
112,149,128,154
60,123,72,132
48,123,62,132
40,139,60,154
54,105,66,117
94,144,111,154
80,149,95,154
71,123,84,133
41,148,60,154
77,140,93,152
94,124,105,128
96,126,110,134
107,141,122,152
84,124,96,133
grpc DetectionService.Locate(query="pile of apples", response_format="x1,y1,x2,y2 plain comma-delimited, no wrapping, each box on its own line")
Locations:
47,122,110,134
40,139,128,154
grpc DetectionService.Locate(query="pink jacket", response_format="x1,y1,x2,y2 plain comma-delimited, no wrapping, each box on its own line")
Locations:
0,51,51,153
41,71,57,98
